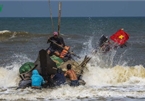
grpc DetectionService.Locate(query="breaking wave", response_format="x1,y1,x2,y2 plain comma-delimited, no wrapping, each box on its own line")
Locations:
0,30,29,35
83,64,145,86
0,57,145,100
0,48,145,88
0,30,29,41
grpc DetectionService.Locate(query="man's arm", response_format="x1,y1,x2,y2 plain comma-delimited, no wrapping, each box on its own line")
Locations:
47,39,50,43
47,37,53,43
59,37,65,47
64,71,68,76
41,76,45,84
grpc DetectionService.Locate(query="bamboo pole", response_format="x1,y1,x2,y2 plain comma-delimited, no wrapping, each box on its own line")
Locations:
58,2,62,35
48,0,54,33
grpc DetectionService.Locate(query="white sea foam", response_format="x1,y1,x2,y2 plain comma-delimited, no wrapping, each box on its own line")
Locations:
0,30,11,34
0,66,20,88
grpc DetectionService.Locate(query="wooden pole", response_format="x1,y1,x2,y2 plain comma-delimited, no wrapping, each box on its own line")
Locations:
48,0,54,33
58,2,62,35
49,40,80,58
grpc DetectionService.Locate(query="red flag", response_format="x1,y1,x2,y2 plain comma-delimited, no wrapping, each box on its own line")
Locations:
110,29,129,45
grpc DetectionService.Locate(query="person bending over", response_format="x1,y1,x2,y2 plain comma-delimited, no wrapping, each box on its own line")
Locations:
53,68,66,86
31,69,45,89
64,64,79,86
17,73,31,89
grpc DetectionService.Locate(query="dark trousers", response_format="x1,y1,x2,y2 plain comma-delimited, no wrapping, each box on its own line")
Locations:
70,80,79,86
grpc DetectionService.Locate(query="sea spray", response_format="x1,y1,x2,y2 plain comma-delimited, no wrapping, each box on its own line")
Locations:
0,54,33,88
83,64,145,86
0,66,20,88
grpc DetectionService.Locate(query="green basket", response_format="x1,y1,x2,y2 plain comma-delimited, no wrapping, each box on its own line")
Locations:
50,55,64,67
19,62,35,74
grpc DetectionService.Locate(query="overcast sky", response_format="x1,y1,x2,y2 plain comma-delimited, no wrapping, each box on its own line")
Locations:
0,0,145,17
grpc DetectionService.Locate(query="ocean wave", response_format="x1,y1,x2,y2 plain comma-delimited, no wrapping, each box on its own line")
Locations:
83,64,145,86
0,30,29,35
0,53,145,100
0,30,11,34
0,64,145,100
1,63,145,88
0,30,29,41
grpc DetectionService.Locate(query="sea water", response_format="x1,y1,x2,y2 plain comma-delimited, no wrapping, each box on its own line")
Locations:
0,17,145,101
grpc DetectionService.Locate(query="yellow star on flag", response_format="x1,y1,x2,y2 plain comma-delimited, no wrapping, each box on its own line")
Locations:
119,35,124,39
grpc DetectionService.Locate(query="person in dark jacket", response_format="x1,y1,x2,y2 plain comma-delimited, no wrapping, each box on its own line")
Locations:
53,68,66,86
47,31,65,56
31,69,45,88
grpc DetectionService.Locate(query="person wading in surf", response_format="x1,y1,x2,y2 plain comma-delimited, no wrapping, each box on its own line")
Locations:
64,64,79,86
53,68,66,86
47,31,65,56
17,73,31,89
31,70,45,89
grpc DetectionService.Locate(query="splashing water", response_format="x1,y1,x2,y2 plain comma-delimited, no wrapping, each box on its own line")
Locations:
0,65,20,88
81,37,145,86
0,37,145,100
0,54,33,88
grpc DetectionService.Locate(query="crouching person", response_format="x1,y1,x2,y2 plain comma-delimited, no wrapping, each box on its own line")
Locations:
64,64,79,86
17,73,31,89
53,68,66,86
31,69,45,89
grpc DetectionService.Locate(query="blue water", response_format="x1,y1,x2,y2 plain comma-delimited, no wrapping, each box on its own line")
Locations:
0,17,145,66
0,17,144,34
